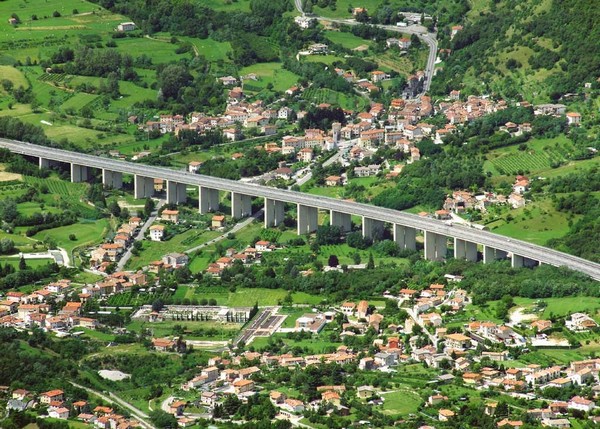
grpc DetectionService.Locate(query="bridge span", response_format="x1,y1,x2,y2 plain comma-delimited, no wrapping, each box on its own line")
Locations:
1,138,599,280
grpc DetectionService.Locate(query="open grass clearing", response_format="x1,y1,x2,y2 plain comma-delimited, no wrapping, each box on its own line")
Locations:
0,65,28,90
324,31,372,50
484,198,573,245
33,218,110,254
180,285,323,307
380,386,423,415
126,228,221,270
239,62,300,93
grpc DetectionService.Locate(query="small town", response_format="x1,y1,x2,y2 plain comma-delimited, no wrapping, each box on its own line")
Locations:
0,0,599,428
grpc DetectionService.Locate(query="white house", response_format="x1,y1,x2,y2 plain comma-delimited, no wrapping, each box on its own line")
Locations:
117,22,136,32
149,225,165,241
188,161,202,173
568,396,595,412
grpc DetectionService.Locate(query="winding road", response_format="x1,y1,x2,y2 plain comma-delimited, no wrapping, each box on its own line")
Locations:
295,3,438,96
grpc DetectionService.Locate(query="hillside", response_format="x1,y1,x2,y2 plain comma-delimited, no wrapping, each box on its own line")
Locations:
431,0,600,102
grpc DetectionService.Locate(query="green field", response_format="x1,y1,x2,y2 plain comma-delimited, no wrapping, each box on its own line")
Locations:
380,387,423,415
0,256,54,268
126,319,241,341
177,286,323,306
324,31,372,50
485,135,574,176
302,87,368,111
180,36,233,62
512,297,600,321
0,65,28,90
33,218,110,254
126,228,221,270
238,62,300,93
484,198,573,245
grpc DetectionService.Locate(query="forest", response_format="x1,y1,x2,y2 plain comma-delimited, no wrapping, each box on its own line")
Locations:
431,0,600,99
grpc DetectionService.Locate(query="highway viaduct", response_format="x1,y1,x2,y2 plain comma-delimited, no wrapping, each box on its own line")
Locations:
2,138,600,281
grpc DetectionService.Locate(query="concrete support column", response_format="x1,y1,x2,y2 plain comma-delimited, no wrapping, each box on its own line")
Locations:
330,210,352,232
39,157,50,169
496,250,508,260
102,169,123,189
393,224,417,251
265,198,285,228
231,192,252,219
483,246,509,263
362,217,385,240
166,181,187,204
70,163,89,183
297,204,318,235
454,238,478,262
199,187,219,213
134,175,154,199
424,231,447,261
511,254,524,268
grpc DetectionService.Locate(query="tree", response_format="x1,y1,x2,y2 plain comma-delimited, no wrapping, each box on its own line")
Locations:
18,256,27,270
144,198,155,218
152,299,164,312
0,238,15,255
367,252,375,269
158,64,193,101
149,410,177,429
316,225,343,245
328,254,339,267
0,198,18,222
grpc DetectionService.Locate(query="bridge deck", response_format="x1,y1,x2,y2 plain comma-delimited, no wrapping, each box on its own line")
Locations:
1,138,599,280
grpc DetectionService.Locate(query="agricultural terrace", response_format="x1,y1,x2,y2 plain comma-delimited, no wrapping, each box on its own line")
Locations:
485,135,575,177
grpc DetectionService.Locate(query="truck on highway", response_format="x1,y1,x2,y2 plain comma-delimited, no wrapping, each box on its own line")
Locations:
396,22,407,27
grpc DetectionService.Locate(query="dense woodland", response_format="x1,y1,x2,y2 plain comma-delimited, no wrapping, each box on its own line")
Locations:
431,0,600,98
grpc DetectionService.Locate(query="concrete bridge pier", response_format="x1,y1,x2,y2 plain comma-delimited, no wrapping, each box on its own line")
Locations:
39,157,51,169
71,163,90,183
512,254,538,268
297,204,318,235
265,198,285,227
393,224,417,251
231,192,252,219
199,187,219,213
362,217,385,241
483,246,509,263
454,238,478,262
133,174,154,199
330,210,352,232
511,254,524,268
166,181,187,204
424,231,447,261
102,169,123,189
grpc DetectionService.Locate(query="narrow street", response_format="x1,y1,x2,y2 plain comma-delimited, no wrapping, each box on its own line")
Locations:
405,307,438,347
69,381,156,429
184,209,263,254
116,199,165,271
